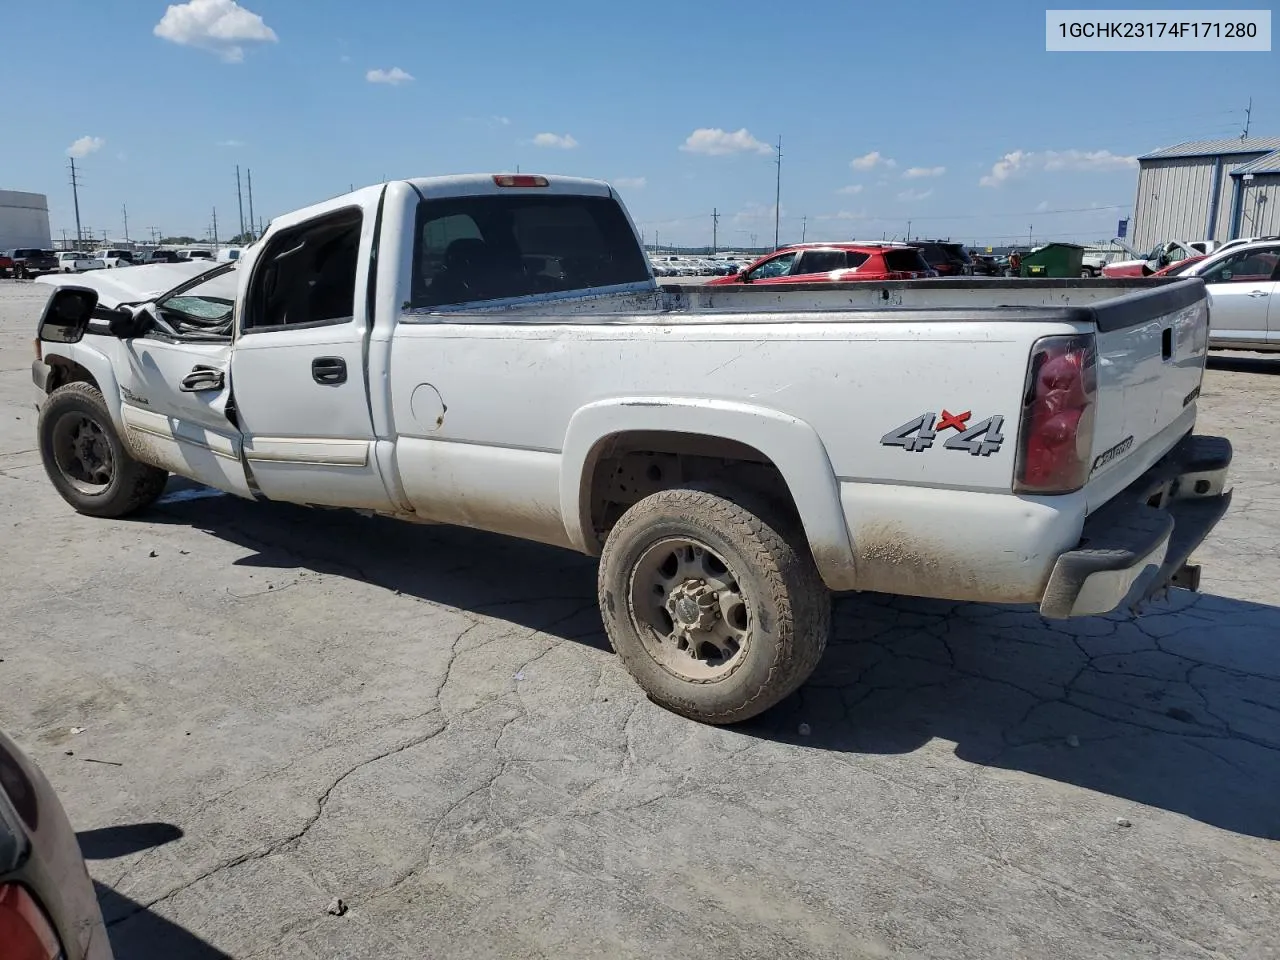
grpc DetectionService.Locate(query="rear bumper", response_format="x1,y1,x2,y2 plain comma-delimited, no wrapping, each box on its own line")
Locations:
1039,434,1232,619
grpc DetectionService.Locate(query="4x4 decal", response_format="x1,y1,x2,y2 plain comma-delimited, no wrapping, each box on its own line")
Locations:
881,410,1005,456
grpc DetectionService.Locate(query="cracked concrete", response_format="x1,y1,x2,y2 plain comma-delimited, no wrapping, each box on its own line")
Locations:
1,282,1278,958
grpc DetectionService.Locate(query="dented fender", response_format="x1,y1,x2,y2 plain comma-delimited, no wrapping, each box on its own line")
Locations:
559,397,857,589
37,341,127,433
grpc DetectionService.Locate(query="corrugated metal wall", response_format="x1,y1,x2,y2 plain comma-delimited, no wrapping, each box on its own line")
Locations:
1132,153,1274,249
1131,158,1215,251
1238,175,1280,238
0,190,52,249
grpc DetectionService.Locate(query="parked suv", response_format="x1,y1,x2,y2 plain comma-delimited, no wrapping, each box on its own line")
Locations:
706,242,934,285
7,248,59,279
905,240,973,277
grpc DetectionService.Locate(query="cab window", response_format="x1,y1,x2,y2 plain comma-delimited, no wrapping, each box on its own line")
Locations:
745,252,797,281
1202,247,1280,284
794,250,846,274
244,209,363,331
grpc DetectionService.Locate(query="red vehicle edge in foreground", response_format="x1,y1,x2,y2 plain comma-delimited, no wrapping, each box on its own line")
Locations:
706,242,935,286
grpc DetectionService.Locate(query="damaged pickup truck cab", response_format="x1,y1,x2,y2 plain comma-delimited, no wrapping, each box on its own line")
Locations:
31,174,1232,724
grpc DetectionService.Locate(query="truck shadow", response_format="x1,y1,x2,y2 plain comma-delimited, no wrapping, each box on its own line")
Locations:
150,486,1280,840
95,882,233,960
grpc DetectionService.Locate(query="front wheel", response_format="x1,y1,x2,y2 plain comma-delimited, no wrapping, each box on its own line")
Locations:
38,382,169,517
598,487,831,724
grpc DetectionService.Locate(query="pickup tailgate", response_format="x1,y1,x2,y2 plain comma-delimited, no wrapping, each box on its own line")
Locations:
1085,279,1208,502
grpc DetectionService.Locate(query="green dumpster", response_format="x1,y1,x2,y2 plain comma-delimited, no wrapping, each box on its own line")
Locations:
1018,242,1085,278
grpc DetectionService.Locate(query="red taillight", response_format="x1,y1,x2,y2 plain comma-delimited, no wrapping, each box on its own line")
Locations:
0,884,63,960
492,174,549,188
1014,334,1098,494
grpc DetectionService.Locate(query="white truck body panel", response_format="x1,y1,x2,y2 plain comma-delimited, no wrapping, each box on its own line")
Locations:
31,175,1224,612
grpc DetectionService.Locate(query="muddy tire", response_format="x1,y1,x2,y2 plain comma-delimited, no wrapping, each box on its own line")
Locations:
38,382,169,518
598,487,831,725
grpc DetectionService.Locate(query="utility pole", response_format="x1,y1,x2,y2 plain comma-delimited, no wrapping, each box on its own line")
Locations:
68,158,84,248
247,168,256,241
773,135,782,249
711,208,719,254
655,230,659,254
1028,224,1033,247
801,216,807,243
906,220,912,242
1241,96,1253,138
211,207,219,251
236,165,246,240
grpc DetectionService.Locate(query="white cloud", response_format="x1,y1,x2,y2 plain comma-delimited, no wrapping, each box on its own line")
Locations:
216,138,245,147
532,132,578,149
898,188,934,202
836,184,864,195
339,54,351,63
681,128,772,156
733,202,784,225
816,210,867,221
903,166,946,179
1035,200,1050,212
980,148,1137,187
1043,149,1137,172
614,177,647,189
493,115,511,126
366,67,413,85
66,136,104,158
154,0,277,62
851,151,895,171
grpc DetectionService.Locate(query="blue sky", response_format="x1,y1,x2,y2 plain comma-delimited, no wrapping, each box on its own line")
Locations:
2,0,1275,248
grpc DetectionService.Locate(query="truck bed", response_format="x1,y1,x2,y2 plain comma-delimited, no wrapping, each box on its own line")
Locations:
416,276,1204,331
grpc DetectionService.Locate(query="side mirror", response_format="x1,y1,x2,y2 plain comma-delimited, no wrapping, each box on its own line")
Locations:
739,270,752,283
107,306,153,339
37,286,98,344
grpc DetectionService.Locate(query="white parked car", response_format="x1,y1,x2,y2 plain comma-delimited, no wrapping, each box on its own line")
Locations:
54,252,105,273
1170,238,1280,351
92,248,139,269
30,173,1232,725
175,249,216,262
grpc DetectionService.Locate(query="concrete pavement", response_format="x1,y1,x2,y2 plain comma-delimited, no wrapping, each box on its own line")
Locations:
0,281,1277,959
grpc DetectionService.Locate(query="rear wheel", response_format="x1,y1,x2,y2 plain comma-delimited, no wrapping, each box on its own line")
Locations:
38,383,169,518
598,487,831,724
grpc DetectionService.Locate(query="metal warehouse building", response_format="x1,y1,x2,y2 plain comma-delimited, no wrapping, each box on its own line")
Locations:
1131,136,1280,251
0,190,52,250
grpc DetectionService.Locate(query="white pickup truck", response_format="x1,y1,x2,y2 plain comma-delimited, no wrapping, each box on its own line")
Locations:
54,252,105,274
31,174,1232,724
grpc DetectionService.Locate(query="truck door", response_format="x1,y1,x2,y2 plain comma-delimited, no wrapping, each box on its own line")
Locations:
228,190,397,510
117,266,254,498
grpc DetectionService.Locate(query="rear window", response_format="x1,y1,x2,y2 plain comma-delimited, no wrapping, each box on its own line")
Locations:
796,250,847,274
845,251,870,269
410,194,649,308
884,249,929,272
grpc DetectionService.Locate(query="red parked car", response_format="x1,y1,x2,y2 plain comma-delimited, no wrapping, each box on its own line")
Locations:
705,243,935,286
1150,255,1208,277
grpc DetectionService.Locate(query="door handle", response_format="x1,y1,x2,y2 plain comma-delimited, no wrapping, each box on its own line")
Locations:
1247,290,1270,298
312,356,347,385
180,365,225,392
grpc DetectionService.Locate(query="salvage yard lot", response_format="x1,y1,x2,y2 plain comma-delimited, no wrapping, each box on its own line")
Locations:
0,280,1277,959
